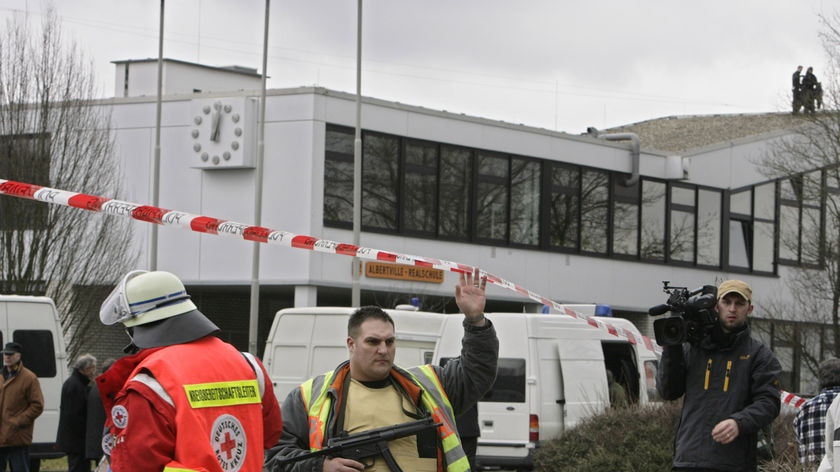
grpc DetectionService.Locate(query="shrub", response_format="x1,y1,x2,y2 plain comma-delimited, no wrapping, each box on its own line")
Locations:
533,402,800,472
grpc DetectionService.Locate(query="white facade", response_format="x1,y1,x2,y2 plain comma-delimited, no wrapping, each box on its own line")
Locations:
112,58,262,98
99,82,794,315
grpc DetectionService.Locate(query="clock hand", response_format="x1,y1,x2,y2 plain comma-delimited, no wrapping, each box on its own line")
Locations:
209,106,221,142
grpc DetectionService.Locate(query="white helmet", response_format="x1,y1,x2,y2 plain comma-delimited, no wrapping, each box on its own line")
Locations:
100,270,219,348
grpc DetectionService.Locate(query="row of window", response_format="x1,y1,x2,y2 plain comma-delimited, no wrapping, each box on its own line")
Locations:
2,128,833,275
324,125,839,274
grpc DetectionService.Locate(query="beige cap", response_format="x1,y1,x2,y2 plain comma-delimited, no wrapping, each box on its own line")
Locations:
717,279,752,302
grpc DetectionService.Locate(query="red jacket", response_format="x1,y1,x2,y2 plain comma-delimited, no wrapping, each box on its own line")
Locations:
98,337,282,471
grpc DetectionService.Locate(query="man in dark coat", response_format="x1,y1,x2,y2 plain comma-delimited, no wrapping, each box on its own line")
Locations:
57,354,97,472
802,67,819,114
84,359,113,464
792,65,803,114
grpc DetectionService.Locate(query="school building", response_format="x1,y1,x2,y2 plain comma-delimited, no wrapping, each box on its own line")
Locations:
46,59,840,393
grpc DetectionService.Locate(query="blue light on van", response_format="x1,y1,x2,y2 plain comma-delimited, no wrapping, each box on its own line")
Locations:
595,304,613,316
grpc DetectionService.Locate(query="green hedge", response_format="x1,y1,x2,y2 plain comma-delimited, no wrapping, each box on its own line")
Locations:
533,401,800,472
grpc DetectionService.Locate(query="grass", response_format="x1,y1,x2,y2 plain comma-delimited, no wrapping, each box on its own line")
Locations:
40,457,68,471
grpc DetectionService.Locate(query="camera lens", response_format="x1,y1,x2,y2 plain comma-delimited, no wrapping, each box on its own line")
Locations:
654,316,687,346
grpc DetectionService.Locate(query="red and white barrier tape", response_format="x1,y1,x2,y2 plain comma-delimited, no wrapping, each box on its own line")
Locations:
0,178,808,408
781,391,807,409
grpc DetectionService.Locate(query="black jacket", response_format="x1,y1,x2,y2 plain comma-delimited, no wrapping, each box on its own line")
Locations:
56,368,92,454
657,324,781,471
85,382,106,460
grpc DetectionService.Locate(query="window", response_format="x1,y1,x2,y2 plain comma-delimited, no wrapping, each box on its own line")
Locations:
669,185,696,263
13,330,57,377
612,179,640,256
641,180,666,260
753,182,776,273
827,172,840,265
323,126,354,226
362,133,399,230
0,134,50,231
548,164,580,251
439,146,472,239
403,140,438,236
778,174,818,267
729,189,752,270
475,152,509,242
481,358,526,403
321,124,840,274
510,157,540,246
697,189,722,266
580,170,609,254
801,171,822,266
439,356,525,403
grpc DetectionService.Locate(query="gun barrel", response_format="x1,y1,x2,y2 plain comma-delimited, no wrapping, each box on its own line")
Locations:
328,416,438,446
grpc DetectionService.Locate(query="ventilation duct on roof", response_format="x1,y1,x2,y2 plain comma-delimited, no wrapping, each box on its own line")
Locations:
586,127,640,187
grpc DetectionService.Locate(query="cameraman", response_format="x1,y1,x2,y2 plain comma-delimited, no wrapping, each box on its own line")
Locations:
657,279,782,472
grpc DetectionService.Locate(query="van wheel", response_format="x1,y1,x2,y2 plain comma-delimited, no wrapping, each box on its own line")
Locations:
29,459,41,472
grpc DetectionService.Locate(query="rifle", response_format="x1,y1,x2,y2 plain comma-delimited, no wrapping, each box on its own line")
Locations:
269,416,441,472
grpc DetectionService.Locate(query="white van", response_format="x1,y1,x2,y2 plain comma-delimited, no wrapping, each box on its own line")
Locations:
0,295,69,465
262,307,446,402
433,312,661,471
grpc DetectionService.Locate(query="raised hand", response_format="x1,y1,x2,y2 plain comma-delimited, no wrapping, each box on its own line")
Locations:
455,267,487,325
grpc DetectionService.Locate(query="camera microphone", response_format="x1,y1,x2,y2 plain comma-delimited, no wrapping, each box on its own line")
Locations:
648,304,671,316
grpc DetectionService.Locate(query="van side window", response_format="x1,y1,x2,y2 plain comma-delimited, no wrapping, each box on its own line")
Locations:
13,330,57,377
482,358,526,403
440,357,526,403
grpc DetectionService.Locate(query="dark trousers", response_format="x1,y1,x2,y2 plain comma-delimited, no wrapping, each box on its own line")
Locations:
66,454,91,472
0,446,30,472
461,436,478,470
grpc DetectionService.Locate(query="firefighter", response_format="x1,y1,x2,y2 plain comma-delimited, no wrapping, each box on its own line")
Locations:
96,270,282,472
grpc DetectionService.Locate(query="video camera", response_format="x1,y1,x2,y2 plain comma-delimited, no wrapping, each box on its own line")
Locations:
648,281,718,346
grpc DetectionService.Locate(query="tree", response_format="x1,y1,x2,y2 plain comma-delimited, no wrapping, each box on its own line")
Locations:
0,8,136,358
756,12,840,390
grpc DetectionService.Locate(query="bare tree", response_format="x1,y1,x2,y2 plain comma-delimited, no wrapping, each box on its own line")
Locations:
756,12,840,389
0,9,136,358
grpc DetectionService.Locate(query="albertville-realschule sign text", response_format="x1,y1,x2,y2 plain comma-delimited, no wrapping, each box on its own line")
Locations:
365,262,444,284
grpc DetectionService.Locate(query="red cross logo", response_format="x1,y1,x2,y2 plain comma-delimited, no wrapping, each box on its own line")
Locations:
220,431,237,460
211,414,246,472
111,405,129,429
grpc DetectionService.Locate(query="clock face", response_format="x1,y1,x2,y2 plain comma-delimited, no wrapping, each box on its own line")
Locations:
190,98,254,169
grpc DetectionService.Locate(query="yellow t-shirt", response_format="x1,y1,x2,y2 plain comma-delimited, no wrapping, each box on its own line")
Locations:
344,379,436,472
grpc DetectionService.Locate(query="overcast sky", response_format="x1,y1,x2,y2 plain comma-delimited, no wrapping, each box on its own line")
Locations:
0,0,836,133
